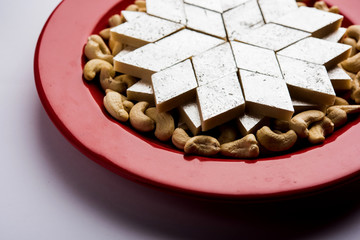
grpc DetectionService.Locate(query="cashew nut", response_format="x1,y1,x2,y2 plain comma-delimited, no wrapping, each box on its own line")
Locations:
100,67,137,93
135,0,146,8
84,35,113,64
220,134,259,158
145,107,175,141
83,59,113,81
256,126,297,152
314,1,339,13
218,123,237,144
126,4,139,11
129,101,155,132
329,105,360,114
272,119,290,132
109,37,124,56
326,106,348,128
184,136,221,156
99,28,110,40
351,72,360,103
172,128,191,150
343,37,358,57
109,14,122,27
103,91,129,122
346,25,360,50
333,96,349,106
105,89,134,113
289,110,325,138
341,52,360,74
308,117,334,144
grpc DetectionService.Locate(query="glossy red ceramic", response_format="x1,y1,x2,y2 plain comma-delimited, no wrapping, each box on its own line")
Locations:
35,0,360,200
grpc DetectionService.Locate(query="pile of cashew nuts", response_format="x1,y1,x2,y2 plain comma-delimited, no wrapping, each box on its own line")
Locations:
83,0,360,159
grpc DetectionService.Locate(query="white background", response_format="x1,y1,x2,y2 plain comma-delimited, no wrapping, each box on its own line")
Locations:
2,0,360,239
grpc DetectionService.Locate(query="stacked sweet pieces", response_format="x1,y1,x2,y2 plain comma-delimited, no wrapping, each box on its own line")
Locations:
83,0,360,158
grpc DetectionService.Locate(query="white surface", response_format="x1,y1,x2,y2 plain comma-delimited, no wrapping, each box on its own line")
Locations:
2,0,360,239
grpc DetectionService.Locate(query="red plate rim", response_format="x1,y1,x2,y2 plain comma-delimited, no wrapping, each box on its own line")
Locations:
34,0,360,200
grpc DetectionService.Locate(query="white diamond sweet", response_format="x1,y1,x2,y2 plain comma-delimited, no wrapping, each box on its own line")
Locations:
113,1,352,133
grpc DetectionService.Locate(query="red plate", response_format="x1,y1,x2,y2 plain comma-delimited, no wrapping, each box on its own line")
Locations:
35,0,360,200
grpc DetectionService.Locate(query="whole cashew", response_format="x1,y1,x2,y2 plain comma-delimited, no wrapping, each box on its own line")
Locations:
126,4,139,11
135,0,146,8
351,72,360,103
100,67,137,93
83,59,113,81
333,96,349,106
343,37,358,57
145,107,175,141
341,52,360,74
109,14,122,27
289,110,325,138
308,117,334,144
184,136,221,156
103,91,129,122
326,106,348,128
84,35,113,64
129,101,155,132
220,134,259,158
346,25,360,50
256,126,297,152
272,119,290,132
99,28,110,40
105,89,134,113
172,128,190,150
314,1,339,13
218,123,238,144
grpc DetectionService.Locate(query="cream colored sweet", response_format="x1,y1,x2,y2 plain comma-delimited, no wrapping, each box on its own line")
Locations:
121,10,146,22
146,0,186,24
192,42,237,86
272,6,343,38
278,55,336,106
197,72,245,131
239,70,294,120
184,0,222,12
184,4,226,39
231,41,282,78
257,0,298,23
152,60,198,112
234,23,310,52
126,79,155,104
292,99,326,113
110,14,184,48
115,45,136,58
223,0,265,40
155,29,225,62
113,43,182,80
237,113,268,136
277,37,351,68
178,100,202,135
322,27,346,42
327,65,353,90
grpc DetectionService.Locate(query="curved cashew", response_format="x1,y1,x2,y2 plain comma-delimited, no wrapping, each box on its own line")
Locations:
129,101,155,132
126,4,139,11
346,25,360,50
314,1,339,13
289,110,325,138
256,126,297,152
326,106,348,128
343,37,358,57
109,14,122,27
100,67,137,93
333,96,349,106
103,91,129,122
172,128,190,150
145,107,175,141
99,28,110,40
135,0,146,8
341,52,360,74
308,117,334,144
220,134,259,158
84,35,113,64
184,136,221,156
83,59,113,81
351,72,360,103
329,105,360,114
105,89,134,113
272,119,290,132
218,123,237,144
